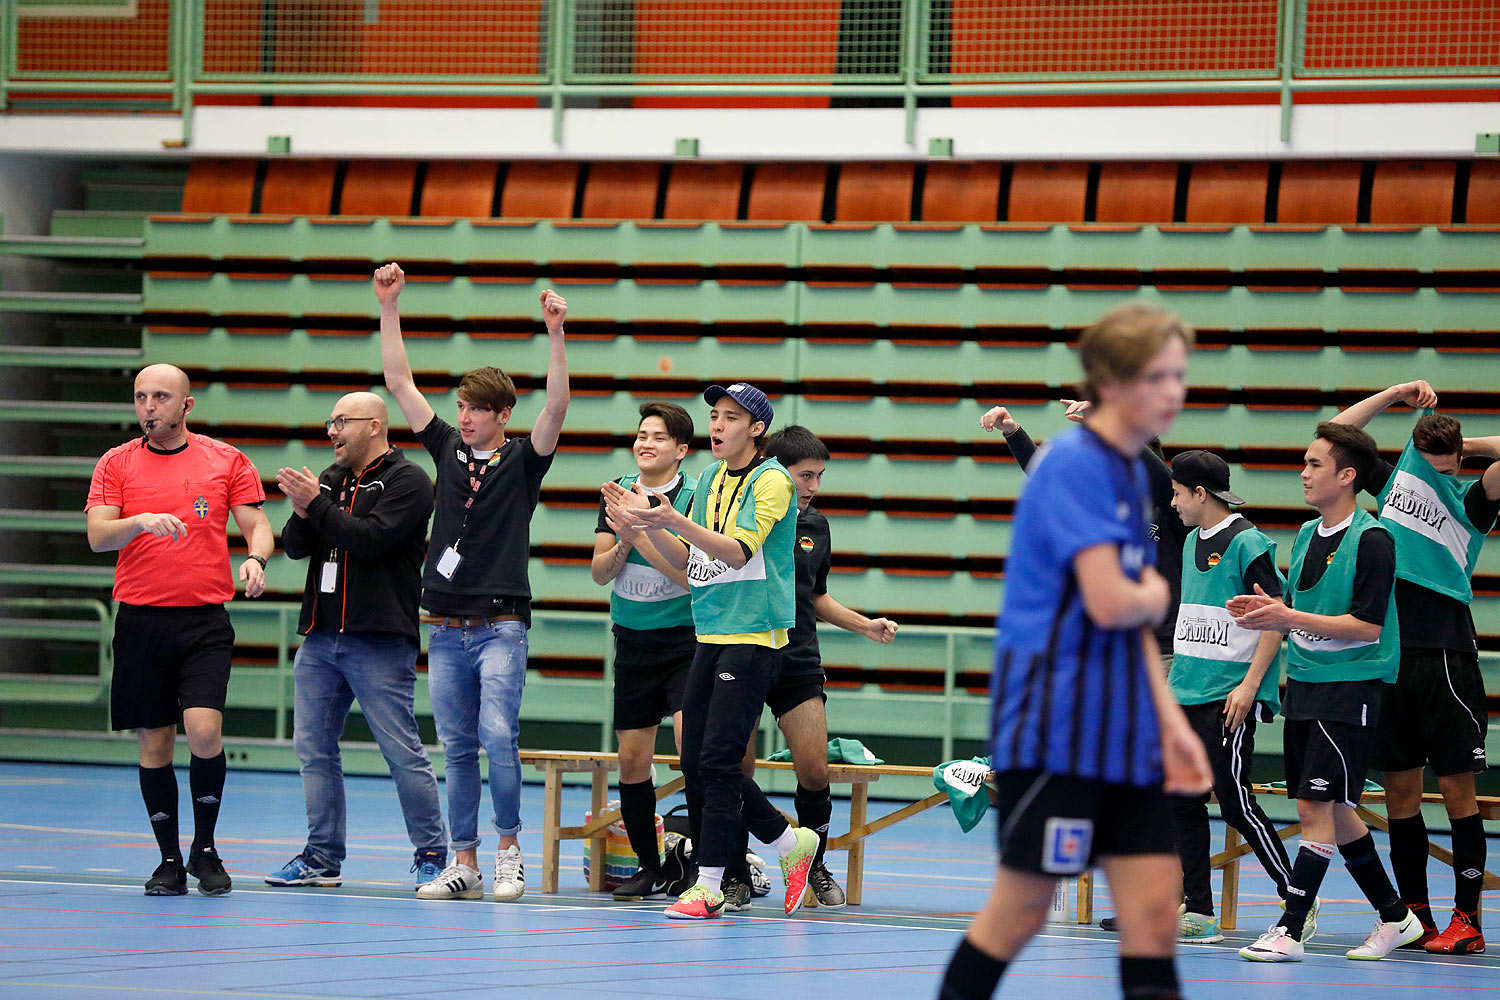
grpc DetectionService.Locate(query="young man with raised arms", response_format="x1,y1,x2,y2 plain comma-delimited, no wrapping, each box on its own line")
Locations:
592,401,698,901
1331,380,1499,954
1233,422,1421,962
603,382,819,920
376,262,570,902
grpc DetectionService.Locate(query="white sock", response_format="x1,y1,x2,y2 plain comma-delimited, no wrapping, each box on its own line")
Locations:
698,865,724,895
770,825,799,856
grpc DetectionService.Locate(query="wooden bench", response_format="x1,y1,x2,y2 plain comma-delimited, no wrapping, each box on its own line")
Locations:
521,750,950,904
1074,785,1500,928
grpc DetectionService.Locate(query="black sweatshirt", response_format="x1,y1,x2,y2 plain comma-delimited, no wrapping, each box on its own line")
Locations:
282,448,434,640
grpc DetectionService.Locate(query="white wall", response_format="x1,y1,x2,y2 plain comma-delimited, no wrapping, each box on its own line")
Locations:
0,101,1496,161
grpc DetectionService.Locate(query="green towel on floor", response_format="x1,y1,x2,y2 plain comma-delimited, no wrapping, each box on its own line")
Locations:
933,756,993,833
766,737,884,765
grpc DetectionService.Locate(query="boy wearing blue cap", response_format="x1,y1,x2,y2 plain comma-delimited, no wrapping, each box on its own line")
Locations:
604,382,819,920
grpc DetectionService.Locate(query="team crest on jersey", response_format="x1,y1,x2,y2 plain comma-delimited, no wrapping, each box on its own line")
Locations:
1042,817,1093,874
193,496,209,519
799,535,814,552
1206,551,1221,567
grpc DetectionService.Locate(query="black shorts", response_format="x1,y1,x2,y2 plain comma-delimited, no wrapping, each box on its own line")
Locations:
110,603,235,731
992,769,1177,875
1372,647,1489,777
612,631,694,731
1283,718,1376,806
765,670,825,719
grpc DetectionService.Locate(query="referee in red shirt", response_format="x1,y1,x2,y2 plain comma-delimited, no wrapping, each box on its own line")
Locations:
85,364,274,897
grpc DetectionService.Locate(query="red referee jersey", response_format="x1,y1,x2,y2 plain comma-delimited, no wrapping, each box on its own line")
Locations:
86,433,266,607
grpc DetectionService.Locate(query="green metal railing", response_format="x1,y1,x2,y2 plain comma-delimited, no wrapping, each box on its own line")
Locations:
0,603,993,762
2,1,1498,144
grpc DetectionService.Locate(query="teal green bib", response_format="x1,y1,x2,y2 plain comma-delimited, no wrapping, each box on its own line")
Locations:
1375,427,1485,604
1170,520,1284,712
685,459,796,635
607,473,695,631
1285,509,1399,683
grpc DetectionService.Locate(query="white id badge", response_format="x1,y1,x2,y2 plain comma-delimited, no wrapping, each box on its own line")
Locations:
436,545,463,580
320,561,338,593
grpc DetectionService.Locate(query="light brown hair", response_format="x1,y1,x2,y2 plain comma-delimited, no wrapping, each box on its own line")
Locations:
457,366,516,413
1077,303,1196,404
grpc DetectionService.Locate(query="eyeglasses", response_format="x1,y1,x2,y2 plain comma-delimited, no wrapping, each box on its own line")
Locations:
325,416,376,432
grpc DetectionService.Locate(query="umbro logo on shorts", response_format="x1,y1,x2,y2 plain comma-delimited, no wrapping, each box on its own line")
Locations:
1461,868,1483,880
718,672,735,682
149,812,170,822
1475,748,1486,758
1308,778,1329,789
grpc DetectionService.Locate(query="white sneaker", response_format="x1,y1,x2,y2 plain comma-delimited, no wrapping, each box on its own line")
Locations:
493,844,525,902
1239,924,1304,962
414,863,482,900
1347,911,1424,960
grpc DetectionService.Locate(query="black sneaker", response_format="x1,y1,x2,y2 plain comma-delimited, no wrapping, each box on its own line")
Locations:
612,866,670,901
722,874,752,912
145,857,187,896
661,835,697,897
187,846,233,897
809,862,847,908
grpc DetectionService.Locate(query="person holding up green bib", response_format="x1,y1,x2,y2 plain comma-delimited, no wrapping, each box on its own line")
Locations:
1165,450,1294,945
1232,422,1421,963
1331,380,1500,955
592,401,699,903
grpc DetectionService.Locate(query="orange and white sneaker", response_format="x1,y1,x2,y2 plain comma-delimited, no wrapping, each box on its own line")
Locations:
664,882,725,920
1425,909,1485,954
779,827,819,916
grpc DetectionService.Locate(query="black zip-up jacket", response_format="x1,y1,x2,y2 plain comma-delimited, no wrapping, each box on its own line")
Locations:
282,448,434,640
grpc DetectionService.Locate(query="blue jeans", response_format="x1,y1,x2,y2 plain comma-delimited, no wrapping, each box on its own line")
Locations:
292,631,447,869
427,619,528,849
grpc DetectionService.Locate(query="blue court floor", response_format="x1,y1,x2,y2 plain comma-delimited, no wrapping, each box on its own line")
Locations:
0,761,1493,999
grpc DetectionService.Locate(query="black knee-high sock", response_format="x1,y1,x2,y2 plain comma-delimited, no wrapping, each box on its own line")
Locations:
794,784,832,866
938,937,1007,1000
1340,833,1407,923
1386,813,1431,917
138,764,180,861
618,778,662,870
1451,812,1486,921
188,752,226,856
1277,841,1333,939
1120,955,1180,1000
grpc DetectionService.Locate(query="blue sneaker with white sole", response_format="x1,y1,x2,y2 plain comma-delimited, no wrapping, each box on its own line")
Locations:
264,852,341,887
411,851,446,890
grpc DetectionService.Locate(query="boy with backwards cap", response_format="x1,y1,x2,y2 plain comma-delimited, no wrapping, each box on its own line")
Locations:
1166,450,1296,943
604,382,819,920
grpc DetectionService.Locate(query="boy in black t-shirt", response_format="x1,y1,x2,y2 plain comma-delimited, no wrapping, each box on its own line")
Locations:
375,263,570,903
719,426,899,911
1332,380,1500,954
591,402,699,901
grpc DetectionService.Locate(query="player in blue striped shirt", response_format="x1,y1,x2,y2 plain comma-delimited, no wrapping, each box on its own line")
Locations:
939,304,1212,1000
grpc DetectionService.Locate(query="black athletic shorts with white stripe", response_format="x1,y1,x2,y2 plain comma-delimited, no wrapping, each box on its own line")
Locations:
1372,646,1489,777
1283,718,1377,807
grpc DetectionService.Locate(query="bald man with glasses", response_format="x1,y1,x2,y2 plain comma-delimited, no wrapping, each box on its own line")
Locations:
265,391,449,890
